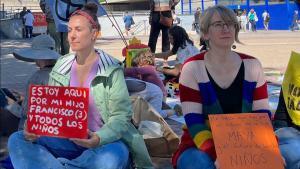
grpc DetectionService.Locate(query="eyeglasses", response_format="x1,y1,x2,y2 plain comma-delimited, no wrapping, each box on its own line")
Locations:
209,21,236,31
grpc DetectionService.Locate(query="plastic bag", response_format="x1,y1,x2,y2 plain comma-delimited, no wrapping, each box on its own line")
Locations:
138,120,164,139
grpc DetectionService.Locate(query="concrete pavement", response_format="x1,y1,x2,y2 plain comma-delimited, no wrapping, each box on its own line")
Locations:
1,30,300,92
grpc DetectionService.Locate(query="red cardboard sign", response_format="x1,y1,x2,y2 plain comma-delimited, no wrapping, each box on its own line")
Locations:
27,85,89,139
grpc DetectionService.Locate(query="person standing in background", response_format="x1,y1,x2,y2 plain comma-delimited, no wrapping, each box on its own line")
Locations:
236,12,241,30
291,10,299,31
23,10,34,38
123,11,135,36
248,8,257,32
262,10,270,31
194,7,201,34
19,7,27,38
240,9,247,32
40,0,70,55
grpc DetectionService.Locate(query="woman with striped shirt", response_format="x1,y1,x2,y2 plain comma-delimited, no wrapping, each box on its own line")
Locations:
172,5,271,169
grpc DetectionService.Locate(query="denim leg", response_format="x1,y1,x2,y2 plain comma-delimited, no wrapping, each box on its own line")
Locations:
59,140,130,169
29,26,33,38
36,135,86,159
177,148,216,169
276,127,300,169
8,131,65,169
25,26,29,38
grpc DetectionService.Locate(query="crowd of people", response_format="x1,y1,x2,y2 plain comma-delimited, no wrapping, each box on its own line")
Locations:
0,1,300,169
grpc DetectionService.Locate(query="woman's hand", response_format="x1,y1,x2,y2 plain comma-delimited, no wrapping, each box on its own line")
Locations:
70,130,100,148
6,96,16,105
23,120,40,142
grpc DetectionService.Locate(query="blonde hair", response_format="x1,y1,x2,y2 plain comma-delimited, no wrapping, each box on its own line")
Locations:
132,49,154,67
200,5,240,45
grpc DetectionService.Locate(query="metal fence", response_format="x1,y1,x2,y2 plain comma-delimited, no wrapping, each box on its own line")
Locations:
0,4,41,19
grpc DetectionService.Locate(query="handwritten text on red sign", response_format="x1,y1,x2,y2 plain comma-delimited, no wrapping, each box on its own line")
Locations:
27,85,89,139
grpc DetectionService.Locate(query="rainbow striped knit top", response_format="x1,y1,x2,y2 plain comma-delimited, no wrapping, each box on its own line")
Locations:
172,52,271,167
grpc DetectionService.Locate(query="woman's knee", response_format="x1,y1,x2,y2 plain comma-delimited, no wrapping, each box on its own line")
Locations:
92,141,129,169
276,127,300,144
7,131,24,151
177,148,216,169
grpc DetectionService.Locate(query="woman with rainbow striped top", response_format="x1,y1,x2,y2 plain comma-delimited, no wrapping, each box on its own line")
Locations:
172,5,272,169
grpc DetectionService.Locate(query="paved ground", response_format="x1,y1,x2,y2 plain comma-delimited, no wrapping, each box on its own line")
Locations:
0,30,300,168
1,30,300,91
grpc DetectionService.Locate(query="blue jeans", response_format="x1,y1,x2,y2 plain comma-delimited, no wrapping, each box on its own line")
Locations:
177,148,216,169
8,131,130,169
25,26,33,38
276,127,300,169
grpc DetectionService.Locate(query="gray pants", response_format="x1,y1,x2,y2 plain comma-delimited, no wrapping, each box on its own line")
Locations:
126,78,167,118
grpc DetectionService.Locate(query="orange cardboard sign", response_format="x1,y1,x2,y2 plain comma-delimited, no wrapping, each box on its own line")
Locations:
209,113,284,169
